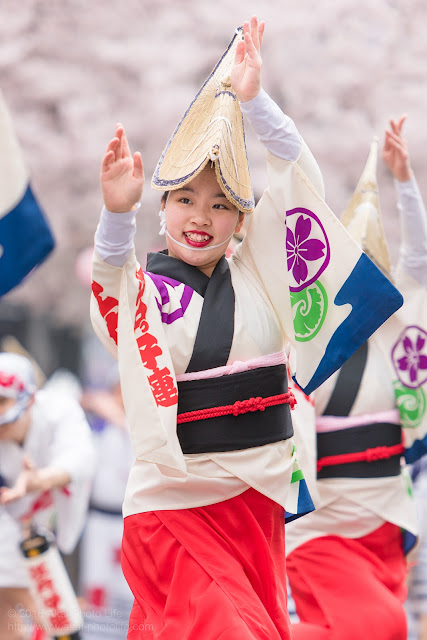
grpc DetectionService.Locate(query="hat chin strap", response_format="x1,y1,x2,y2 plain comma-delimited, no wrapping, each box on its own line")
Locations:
161,206,240,252
165,228,236,252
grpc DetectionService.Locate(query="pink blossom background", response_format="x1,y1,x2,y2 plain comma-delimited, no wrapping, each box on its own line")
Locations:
1,0,426,326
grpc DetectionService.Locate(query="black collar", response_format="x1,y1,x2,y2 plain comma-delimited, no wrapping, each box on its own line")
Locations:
146,250,227,298
145,251,235,373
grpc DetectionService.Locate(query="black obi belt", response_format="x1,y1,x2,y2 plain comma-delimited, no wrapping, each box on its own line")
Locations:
177,364,295,454
317,422,404,479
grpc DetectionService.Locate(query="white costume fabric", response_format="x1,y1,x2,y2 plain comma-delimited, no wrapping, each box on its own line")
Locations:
0,389,94,588
286,175,427,555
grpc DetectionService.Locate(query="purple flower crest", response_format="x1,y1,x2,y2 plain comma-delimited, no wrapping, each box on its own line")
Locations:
392,325,427,389
286,208,330,292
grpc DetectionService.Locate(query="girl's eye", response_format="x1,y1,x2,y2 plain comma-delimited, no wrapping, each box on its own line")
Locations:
179,198,192,205
213,204,228,210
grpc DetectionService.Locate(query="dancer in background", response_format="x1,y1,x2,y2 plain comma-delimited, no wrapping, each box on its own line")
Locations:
91,17,403,639
286,116,427,640
0,352,94,640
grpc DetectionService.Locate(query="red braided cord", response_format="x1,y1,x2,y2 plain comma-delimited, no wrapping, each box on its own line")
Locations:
177,391,297,424
317,443,405,472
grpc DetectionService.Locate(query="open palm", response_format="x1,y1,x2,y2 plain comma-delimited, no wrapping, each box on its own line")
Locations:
231,17,265,103
101,124,145,212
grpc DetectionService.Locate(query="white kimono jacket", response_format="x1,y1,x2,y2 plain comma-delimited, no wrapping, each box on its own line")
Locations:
91,92,403,522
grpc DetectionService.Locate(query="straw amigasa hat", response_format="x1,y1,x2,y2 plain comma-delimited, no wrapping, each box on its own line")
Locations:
152,28,255,213
340,137,392,278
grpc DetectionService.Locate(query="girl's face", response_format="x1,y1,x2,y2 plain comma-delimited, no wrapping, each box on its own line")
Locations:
163,165,245,276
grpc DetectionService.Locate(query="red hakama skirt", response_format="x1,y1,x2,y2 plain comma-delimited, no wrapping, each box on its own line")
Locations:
121,488,291,639
287,522,408,640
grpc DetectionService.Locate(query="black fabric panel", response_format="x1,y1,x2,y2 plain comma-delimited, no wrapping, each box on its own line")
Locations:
186,256,235,372
146,250,209,297
146,252,235,372
317,457,401,479
317,422,402,457
178,364,288,411
177,364,293,453
323,340,369,417
178,404,293,453
317,422,402,479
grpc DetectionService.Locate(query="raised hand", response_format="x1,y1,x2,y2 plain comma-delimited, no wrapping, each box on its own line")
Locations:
101,124,145,212
382,115,412,182
0,455,36,504
231,16,265,103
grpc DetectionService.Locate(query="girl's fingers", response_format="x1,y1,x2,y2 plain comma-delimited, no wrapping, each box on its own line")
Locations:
385,129,407,149
383,133,407,158
244,30,257,60
384,131,404,148
105,136,119,155
389,115,406,136
117,130,124,162
389,118,399,135
386,138,406,154
386,139,407,157
234,39,246,65
396,114,407,134
248,16,264,52
241,21,249,47
385,129,399,142
101,150,115,172
258,21,265,48
121,131,132,159
133,152,144,180
113,124,126,161
250,16,260,50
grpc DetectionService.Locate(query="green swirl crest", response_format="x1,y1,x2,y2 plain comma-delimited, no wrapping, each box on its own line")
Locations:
393,380,427,429
290,280,328,343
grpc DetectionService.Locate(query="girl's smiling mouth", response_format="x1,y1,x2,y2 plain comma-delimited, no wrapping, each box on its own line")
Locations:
184,231,213,247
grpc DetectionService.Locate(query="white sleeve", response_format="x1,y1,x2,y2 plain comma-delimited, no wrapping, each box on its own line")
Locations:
239,89,302,162
395,176,427,288
94,204,140,267
43,391,96,553
46,393,95,480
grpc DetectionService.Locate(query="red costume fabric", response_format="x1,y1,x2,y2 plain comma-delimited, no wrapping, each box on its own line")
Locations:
287,522,408,640
121,488,291,639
